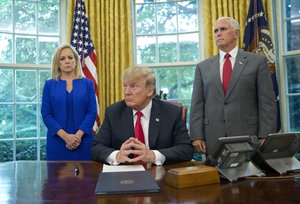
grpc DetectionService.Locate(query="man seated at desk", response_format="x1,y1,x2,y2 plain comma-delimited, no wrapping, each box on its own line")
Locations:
91,66,194,165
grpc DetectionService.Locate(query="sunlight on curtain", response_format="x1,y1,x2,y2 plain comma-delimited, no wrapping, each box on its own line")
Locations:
67,0,133,122
203,0,273,57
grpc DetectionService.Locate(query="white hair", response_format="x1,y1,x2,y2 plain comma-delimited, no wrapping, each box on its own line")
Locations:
217,16,240,30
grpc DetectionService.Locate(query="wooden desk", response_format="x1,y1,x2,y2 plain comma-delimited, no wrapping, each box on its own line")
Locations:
0,161,300,203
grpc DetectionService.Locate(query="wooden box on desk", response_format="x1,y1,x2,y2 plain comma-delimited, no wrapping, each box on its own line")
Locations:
166,165,220,188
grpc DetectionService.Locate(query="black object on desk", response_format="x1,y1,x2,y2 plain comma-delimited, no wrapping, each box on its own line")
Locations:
204,135,264,182
95,171,160,195
251,132,300,174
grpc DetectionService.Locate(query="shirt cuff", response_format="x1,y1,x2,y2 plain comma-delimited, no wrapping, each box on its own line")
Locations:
152,150,165,166
106,150,120,165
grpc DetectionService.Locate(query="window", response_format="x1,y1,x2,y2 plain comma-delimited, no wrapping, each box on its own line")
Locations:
285,0,300,51
133,0,201,128
283,0,300,132
0,0,64,162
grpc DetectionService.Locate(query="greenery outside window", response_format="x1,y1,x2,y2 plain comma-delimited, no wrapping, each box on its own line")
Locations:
0,0,63,162
133,0,201,129
283,0,300,132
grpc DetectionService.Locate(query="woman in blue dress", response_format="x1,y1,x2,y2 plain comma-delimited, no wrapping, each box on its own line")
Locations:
41,43,97,160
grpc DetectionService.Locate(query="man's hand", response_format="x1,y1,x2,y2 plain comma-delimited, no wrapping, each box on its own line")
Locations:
130,138,155,163
259,138,266,146
192,139,206,154
116,138,136,163
116,137,155,164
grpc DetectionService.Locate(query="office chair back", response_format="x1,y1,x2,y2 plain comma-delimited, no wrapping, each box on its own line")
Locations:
165,101,187,124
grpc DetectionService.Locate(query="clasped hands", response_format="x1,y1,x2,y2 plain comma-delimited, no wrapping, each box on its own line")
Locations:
116,137,155,164
65,134,82,150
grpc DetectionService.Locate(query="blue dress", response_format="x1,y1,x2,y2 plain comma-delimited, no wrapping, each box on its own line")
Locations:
41,78,97,161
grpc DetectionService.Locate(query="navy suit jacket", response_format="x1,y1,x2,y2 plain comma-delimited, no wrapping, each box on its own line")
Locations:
91,98,194,164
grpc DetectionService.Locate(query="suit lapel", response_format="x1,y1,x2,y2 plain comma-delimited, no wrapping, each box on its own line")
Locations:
209,55,225,97
122,105,134,138
148,99,160,149
225,50,248,99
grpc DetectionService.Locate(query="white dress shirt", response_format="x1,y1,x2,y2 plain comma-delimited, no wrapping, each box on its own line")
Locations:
219,46,238,82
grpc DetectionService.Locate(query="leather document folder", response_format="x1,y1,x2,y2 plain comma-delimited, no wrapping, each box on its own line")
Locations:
95,171,160,195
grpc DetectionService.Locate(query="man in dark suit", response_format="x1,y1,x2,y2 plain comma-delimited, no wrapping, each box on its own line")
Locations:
190,17,277,155
91,66,194,165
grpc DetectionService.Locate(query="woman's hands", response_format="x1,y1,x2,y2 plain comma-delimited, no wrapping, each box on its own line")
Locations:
57,129,83,150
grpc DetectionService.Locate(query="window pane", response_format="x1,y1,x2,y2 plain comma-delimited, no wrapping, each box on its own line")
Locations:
288,95,300,132
157,3,177,34
179,33,199,62
0,0,61,162
134,0,199,65
156,0,177,2
136,4,155,35
178,66,195,99
285,55,300,94
16,140,37,160
16,36,37,64
40,0,59,3
38,3,59,34
0,105,13,139
135,0,147,3
0,34,13,63
0,69,13,102
136,0,176,3
40,115,47,138
155,66,194,100
39,103,47,139
16,70,37,102
137,36,156,64
0,0,13,32
286,19,300,51
155,67,178,99
158,35,177,62
285,0,300,18
38,37,59,64
178,1,198,32
39,70,51,102
40,139,46,160
15,1,36,34
0,141,13,162
16,105,37,138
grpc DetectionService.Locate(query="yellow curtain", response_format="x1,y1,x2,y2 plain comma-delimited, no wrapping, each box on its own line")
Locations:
67,0,133,122
203,0,273,57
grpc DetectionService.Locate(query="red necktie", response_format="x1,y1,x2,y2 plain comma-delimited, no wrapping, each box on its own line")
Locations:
222,53,232,94
134,111,145,144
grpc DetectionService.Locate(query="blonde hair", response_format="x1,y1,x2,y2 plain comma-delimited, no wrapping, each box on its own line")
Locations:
123,66,157,98
51,43,83,80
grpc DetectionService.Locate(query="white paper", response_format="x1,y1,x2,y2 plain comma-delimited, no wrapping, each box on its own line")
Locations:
102,164,145,172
